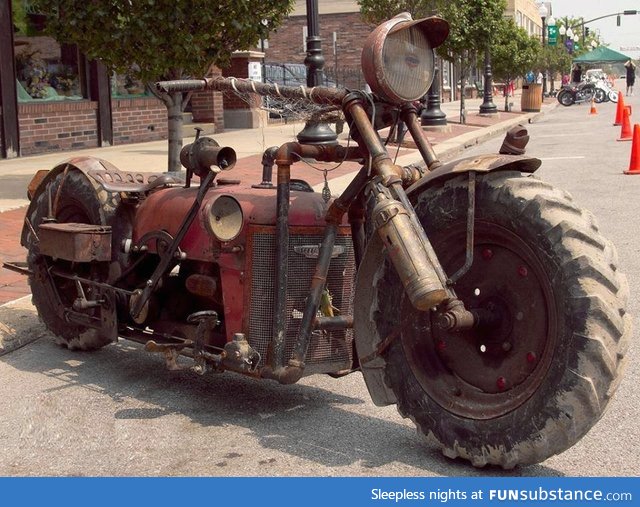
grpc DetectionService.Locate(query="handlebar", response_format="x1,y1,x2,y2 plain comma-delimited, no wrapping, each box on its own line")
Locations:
156,79,208,93
155,77,348,107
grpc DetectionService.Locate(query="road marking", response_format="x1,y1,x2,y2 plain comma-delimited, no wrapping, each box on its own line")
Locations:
535,134,584,138
539,156,586,161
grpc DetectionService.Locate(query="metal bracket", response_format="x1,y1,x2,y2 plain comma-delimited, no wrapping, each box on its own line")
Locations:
447,171,476,285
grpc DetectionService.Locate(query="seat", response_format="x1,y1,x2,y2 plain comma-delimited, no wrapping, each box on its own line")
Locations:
87,168,181,193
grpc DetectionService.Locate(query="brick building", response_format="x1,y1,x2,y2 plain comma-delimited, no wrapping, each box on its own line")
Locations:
0,0,225,160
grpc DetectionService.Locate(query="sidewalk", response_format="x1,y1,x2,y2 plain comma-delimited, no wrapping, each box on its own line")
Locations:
0,92,555,305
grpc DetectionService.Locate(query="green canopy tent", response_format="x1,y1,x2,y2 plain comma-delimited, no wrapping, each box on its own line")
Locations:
573,46,631,64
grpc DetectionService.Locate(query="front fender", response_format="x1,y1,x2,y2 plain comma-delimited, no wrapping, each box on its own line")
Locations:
353,153,541,406
406,153,540,196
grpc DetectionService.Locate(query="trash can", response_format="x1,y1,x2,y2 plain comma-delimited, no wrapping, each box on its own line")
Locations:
521,83,543,112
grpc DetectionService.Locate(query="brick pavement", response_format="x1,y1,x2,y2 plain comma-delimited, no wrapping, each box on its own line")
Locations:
0,207,30,305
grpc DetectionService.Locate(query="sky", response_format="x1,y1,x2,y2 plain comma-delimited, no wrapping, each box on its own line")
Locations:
549,0,640,58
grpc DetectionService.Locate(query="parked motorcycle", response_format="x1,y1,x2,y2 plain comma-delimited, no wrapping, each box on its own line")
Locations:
5,13,630,469
593,78,619,104
557,80,596,106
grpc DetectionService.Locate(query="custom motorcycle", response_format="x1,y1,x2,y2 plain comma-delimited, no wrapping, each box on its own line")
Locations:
557,80,596,106
5,14,630,468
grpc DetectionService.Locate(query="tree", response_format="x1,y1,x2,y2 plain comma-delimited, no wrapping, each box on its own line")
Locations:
490,18,540,111
37,0,295,171
534,44,572,92
358,0,438,23
437,0,506,122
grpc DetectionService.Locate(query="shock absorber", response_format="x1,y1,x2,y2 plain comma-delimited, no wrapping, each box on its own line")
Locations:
369,180,448,311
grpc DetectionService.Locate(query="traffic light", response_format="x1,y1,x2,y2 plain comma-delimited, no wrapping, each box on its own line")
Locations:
617,15,621,26
585,27,590,36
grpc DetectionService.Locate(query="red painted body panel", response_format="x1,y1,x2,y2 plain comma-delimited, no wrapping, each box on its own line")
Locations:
132,182,339,261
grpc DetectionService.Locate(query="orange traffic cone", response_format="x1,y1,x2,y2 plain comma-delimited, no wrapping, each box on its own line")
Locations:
589,98,598,115
614,92,626,125
624,124,640,174
618,107,633,141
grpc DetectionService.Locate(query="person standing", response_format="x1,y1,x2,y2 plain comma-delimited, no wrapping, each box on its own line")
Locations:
625,60,636,96
571,64,582,84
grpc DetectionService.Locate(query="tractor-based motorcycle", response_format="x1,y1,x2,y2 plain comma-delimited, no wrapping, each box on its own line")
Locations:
5,14,630,468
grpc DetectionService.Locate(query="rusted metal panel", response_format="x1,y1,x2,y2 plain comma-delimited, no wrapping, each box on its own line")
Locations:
131,184,347,262
38,223,112,262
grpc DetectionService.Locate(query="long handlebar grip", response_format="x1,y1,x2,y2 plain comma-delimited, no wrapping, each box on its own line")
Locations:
155,79,208,93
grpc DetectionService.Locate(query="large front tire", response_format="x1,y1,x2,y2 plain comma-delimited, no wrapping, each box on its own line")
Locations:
26,169,118,350
369,171,630,468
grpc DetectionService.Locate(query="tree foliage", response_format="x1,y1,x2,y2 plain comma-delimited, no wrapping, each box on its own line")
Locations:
34,0,295,171
489,18,540,109
491,18,540,84
437,0,506,58
357,0,438,24
37,0,295,81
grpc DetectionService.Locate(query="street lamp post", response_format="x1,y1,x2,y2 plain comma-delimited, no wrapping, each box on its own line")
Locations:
539,3,548,100
421,52,448,126
296,0,337,144
479,45,498,114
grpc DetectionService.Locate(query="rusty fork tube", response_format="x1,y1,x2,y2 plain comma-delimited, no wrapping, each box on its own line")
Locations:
344,95,452,310
400,103,441,171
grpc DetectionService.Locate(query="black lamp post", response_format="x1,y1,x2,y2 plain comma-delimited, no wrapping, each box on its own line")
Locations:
421,52,447,126
296,0,337,144
539,2,548,100
479,45,498,114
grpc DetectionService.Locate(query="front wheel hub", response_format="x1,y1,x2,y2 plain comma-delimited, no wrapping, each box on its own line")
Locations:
401,221,557,419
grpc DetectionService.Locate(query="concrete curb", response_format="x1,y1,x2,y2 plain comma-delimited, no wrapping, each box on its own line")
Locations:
0,295,45,356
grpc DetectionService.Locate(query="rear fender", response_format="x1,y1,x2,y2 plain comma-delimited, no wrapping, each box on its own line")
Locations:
353,153,541,406
21,157,122,248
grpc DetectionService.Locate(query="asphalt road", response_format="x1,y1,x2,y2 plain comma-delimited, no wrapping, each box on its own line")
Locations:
1,96,638,477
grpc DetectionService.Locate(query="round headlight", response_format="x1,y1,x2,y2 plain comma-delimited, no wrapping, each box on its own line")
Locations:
206,195,243,242
382,26,434,101
362,13,449,104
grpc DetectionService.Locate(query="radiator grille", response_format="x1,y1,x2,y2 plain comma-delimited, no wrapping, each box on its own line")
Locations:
248,227,355,374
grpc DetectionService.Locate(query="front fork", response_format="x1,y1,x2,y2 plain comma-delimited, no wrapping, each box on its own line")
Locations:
345,94,452,311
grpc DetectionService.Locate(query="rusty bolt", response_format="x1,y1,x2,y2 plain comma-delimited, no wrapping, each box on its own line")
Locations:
502,341,512,352
496,377,506,390
518,266,528,277
482,248,493,260
436,340,446,352
527,351,537,364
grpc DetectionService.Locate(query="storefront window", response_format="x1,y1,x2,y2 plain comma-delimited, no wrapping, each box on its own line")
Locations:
111,69,151,99
13,2,85,102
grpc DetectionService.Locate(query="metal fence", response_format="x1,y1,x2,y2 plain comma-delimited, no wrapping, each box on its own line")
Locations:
263,63,365,90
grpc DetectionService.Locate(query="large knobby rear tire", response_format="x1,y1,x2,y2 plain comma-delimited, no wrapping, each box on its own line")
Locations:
26,169,119,350
374,171,630,468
